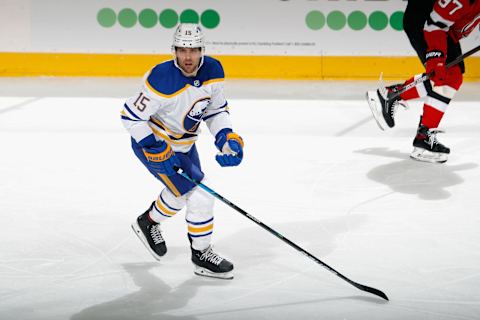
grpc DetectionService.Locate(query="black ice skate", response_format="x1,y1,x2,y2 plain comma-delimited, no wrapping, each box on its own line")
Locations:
410,123,450,163
131,202,167,260
191,246,234,280
366,79,408,130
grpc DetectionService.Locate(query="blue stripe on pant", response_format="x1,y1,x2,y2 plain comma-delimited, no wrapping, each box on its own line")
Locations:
131,138,205,196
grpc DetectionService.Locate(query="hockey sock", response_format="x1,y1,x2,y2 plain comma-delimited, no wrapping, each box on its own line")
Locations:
148,190,185,223
421,104,444,129
148,200,175,223
399,75,427,101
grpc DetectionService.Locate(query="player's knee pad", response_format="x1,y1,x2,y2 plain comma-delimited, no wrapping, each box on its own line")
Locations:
426,67,461,102
425,75,459,102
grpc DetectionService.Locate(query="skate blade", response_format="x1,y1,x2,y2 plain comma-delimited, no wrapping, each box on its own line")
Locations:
366,90,386,131
410,147,448,163
131,222,164,261
193,265,234,280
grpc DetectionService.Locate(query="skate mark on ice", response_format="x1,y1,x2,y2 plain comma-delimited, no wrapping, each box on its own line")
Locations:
396,298,480,306
188,295,385,318
345,191,395,216
0,237,131,303
390,302,475,320
336,191,394,247
0,97,42,114
335,115,372,137
72,262,203,320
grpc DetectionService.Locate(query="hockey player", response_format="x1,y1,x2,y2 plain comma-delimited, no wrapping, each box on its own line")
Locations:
367,0,479,163
120,23,244,279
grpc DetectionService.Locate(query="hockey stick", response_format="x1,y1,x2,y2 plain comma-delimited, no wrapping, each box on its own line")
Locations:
179,171,389,301
393,44,480,97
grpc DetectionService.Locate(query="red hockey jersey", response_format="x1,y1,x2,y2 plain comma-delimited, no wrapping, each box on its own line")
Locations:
424,0,479,55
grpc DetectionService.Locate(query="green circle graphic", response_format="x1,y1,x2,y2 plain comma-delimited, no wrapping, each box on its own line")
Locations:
348,11,367,30
201,9,220,29
327,11,346,30
390,11,404,31
118,8,137,28
159,9,178,28
139,8,157,28
97,8,116,27
369,11,388,31
306,11,325,30
180,9,199,23
97,8,222,29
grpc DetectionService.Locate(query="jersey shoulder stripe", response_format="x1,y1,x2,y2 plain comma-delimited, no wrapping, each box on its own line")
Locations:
146,60,189,97
145,56,225,97
197,56,225,82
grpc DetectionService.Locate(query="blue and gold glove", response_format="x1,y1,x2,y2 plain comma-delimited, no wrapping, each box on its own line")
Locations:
214,128,244,167
143,140,180,176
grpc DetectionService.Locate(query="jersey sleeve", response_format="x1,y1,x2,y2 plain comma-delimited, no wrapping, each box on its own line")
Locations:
424,0,469,56
120,70,166,147
202,60,233,137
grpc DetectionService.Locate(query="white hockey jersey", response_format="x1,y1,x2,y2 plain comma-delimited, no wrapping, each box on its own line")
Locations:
121,56,232,153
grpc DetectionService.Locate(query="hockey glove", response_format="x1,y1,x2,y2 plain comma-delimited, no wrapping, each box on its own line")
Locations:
425,50,447,86
143,140,180,176
214,128,244,167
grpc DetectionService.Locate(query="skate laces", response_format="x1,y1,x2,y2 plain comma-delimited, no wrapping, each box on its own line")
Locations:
149,224,165,245
389,100,409,120
425,129,445,148
392,100,409,111
379,86,409,119
199,247,223,266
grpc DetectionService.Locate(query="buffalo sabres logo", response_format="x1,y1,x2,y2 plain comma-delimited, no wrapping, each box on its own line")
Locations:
183,97,210,132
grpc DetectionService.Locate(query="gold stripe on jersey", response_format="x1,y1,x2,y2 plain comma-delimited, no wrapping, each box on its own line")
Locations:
150,117,184,139
149,125,197,146
202,78,224,86
145,78,190,98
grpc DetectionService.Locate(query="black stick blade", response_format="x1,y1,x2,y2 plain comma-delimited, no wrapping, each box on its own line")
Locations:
356,283,389,301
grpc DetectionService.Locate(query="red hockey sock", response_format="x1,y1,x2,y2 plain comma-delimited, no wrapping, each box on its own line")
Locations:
421,104,444,129
399,76,421,101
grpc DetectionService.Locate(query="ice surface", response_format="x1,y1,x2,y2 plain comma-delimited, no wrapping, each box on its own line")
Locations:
1,79,480,320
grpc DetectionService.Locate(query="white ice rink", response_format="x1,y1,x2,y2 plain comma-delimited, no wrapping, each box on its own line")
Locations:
1,78,480,320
